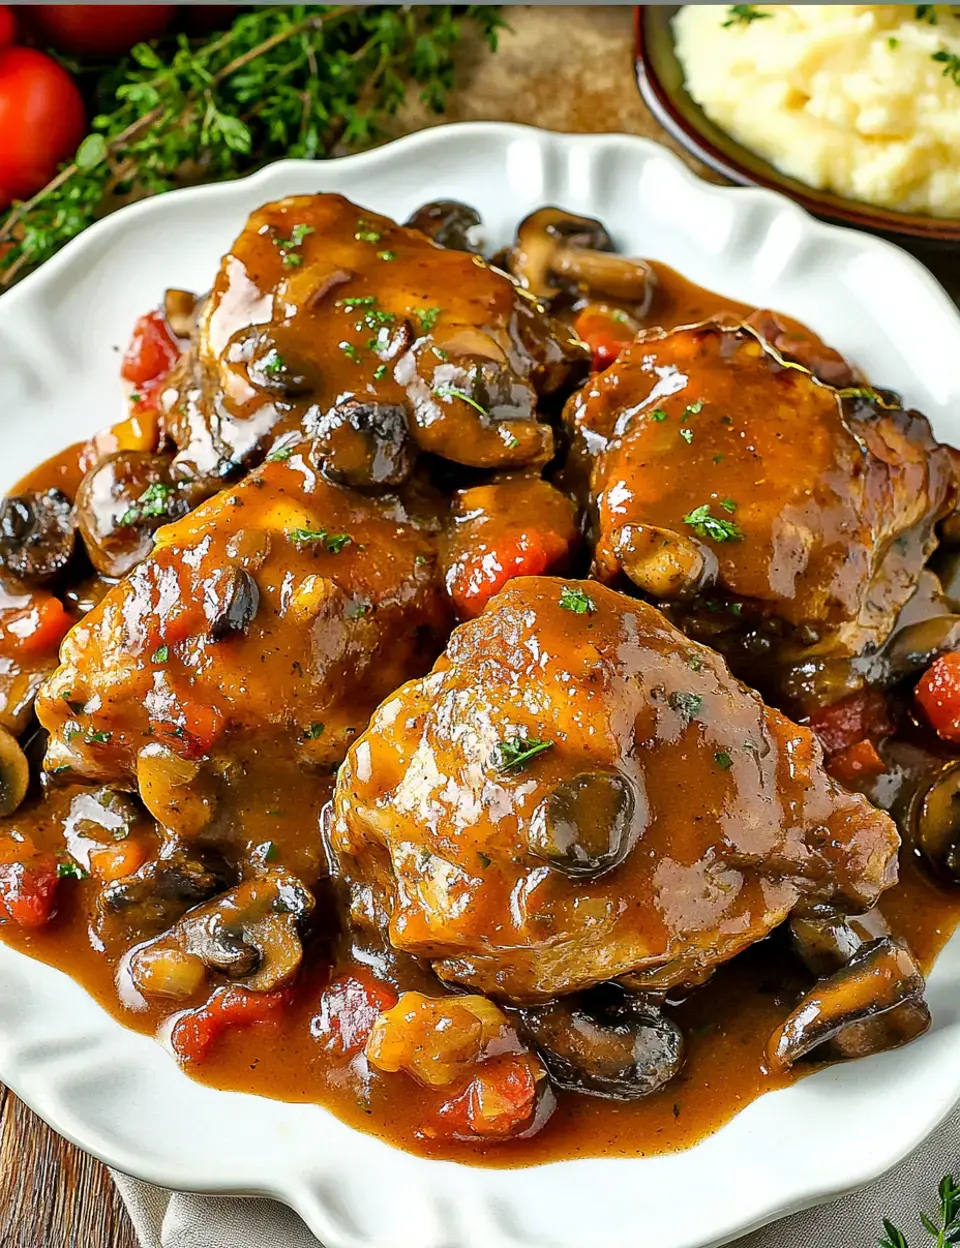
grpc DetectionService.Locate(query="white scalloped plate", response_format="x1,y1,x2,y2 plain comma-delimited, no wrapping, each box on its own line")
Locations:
3,124,960,1248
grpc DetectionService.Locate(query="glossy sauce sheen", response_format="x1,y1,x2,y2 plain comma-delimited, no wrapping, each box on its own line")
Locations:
3,260,960,1167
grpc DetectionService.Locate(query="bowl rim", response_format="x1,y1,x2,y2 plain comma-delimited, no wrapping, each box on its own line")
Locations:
633,4,960,243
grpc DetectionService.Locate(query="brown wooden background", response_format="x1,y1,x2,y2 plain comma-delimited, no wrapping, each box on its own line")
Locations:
2,7,958,1245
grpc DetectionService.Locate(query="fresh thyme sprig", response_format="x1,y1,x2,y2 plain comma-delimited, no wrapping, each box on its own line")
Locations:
879,1175,960,1248
0,5,505,286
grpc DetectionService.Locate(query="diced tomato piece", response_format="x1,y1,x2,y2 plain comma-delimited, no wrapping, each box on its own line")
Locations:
170,985,290,1063
807,689,895,756
826,739,887,786
0,593,71,660
0,837,58,929
448,529,572,620
916,652,960,743
313,969,399,1057
573,306,638,371
425,1055,546,1142
122,311,181,387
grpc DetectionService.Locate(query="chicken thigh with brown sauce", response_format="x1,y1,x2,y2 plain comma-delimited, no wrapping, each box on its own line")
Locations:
569,323,957,714
162,193,586,487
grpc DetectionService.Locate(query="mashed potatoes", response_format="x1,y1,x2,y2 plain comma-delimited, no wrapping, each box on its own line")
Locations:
673,5,960,217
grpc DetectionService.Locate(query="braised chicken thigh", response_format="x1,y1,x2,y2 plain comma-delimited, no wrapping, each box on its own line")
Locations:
569,323,957,713
330,578,899,1003
162,193,586,486
37,448,450,808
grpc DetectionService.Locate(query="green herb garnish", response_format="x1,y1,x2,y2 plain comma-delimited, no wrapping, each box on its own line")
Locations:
681,399,703,422
916,4,938,23
289,527,352,554
495,737,554,772
433,384,487,416
340,341,361,363
152,645,169,664
722,5,771,26
721,498,737,513
267,443,294,462
477,851,492,869
118,481,176,528
373,363,388,380
57,860,88,880
683,504,744,544
650,408,668,422
933,48,960,85
879,1173,960,1248
377,250,396,261
61,693,85,715
263,351,285,375
559,586,595,614
416,305,443,333
680,427,694,444
669,692,703,722
305,722,325,739
714,751,733,770
86,730,112,745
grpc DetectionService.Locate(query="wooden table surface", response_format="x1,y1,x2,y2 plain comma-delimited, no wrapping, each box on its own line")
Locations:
3,7,959,1245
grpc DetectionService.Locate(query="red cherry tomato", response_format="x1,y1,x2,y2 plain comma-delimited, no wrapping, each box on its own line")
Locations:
0,7,16,50
24,5,174,56
916,652,960,743
0,48,85,207
122,310,181,387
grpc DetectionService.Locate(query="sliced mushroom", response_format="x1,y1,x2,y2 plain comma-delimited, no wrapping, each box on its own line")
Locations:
612,522,716,600
767,936,929,1072
508,208,652,309
163,289,199,340
0,726,29,817
306,399,414,488
96,843,232,942
878,615,960,684
517,989,684,1100
75,452,187,578
129,871,314,997
405,200,483,252
910,763,960,882
0,489,75,585
528,771,642,879
210,567,260,642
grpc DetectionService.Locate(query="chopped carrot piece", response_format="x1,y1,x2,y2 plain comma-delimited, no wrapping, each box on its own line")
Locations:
917,652,960,743
827,739,887,786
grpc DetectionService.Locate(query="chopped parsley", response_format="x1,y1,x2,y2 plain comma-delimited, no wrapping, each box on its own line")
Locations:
683,504,743,544
888,36,899,49
118,481,176,528
258,841,279,863
669,691,703,722
713,453,724,464
152,645,169,664
377,250,396,261
347,601,371,619
336,295,377,309
916,4,937,22
681,399,703,422
560,586,595,614
720,498,737,514
289,527,352,554
267,443,294,462
714,750,733,770
688,656,703,673
477,851,492,869
432,384,487,416
355,227,382,243
340,341,361,363
57,860,88,880
837,385,881,402
61,693,85,714
86,730,112,745
721,5,771,26
650,408,668,422
416,305,442,333
263,351,285,375
373,363,388,381
495,736,554,772
933,49,960,85
504,434,520,449
273,223,314,266
680,427,694,444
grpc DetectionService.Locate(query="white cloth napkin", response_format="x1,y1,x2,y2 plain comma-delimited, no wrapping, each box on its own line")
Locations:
110,1096,960,1248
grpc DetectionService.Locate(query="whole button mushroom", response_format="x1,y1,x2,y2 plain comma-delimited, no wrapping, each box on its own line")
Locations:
75,451,188,578
528,770,642,879
0,489,75,585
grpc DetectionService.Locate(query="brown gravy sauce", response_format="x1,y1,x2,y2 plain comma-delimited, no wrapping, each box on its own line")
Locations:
3,262,959,1167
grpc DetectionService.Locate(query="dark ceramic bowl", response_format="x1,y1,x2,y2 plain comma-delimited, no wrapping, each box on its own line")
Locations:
634,5,960,244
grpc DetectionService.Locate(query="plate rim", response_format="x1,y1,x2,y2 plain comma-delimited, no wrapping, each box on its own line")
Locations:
2,121,960,1248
